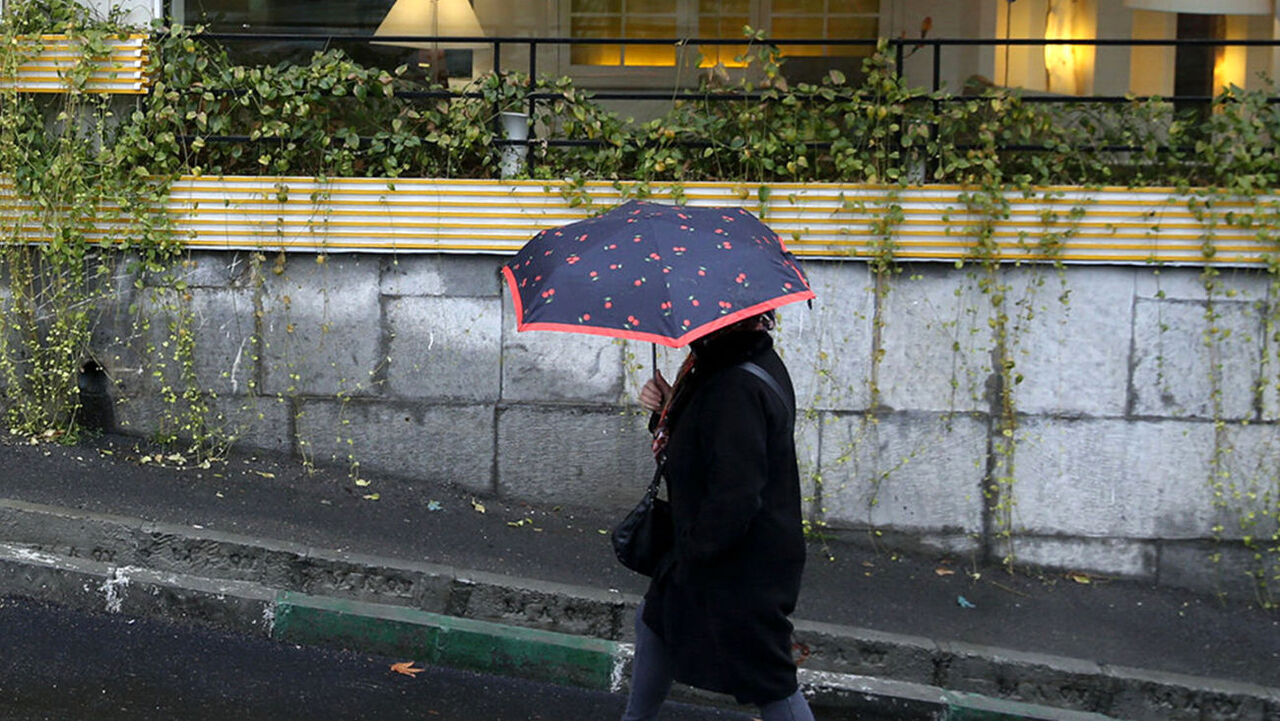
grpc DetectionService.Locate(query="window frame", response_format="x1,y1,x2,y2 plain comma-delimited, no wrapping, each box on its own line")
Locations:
557,0,882,89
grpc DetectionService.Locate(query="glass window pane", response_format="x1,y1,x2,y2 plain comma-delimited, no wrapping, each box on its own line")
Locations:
626,16,675,38
697,43,748,67
621,17,675,64
572,44,623,65
829,16,878,38
772,16,824,39
188,0,398,30
697,14,748,38
700,0,749,15
773,0,822,15
829,0,879,13
572,15,622,65
572,15,621,36
638,0,677,14
569,0,680,66
624,46,675,65
572,0,622,14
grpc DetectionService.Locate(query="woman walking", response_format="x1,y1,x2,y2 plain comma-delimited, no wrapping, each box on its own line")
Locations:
622,311,814,721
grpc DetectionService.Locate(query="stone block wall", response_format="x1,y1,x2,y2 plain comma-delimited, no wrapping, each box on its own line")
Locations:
13,249,1276,595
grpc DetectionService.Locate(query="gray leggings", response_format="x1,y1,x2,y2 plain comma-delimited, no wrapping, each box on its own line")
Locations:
621,605,815,721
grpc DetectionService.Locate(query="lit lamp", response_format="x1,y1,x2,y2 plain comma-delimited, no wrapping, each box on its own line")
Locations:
373,0,486,84
1044,0,1078,94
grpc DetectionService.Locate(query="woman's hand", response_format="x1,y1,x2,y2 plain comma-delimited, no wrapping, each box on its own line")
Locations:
639,369,672,413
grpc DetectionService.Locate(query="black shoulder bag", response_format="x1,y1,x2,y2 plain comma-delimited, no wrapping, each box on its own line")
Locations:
610,461,673,577
610,360,790,577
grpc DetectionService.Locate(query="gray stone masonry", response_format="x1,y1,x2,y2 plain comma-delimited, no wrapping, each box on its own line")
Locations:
71,250,1280,594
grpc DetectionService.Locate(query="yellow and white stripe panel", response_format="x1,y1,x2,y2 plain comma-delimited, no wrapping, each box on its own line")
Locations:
2,176,1278,266
160,178,1279,266
0,34,149,94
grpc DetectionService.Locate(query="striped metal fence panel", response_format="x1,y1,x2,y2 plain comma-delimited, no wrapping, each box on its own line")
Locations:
0,34,149,94
2,177,1277,266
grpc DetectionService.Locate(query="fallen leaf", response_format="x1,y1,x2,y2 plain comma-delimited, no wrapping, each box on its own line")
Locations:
471,498,486,514
362,493,381,501
390,661,423,677
1069,572,1092,584
355,479,371,487
252,470,276,479
507,518,531,528
935,567,956,576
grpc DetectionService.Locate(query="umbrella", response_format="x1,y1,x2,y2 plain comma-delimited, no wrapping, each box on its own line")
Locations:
502,200,815,349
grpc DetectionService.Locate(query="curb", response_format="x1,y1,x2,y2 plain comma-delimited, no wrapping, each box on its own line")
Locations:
272,590,630,692
0,541,1113,721
800,671,1121,721
3,499,1279,720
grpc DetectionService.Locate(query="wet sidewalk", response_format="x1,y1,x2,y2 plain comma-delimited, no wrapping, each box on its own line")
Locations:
1,433,1277,720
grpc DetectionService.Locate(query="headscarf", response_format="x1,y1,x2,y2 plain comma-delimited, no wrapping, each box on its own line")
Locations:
650,311,775,460
651,352,696,460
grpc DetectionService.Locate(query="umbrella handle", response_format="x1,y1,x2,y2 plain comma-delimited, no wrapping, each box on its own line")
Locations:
651,344,658,378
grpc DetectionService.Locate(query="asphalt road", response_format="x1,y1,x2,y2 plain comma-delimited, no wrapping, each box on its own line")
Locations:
0,596,749,721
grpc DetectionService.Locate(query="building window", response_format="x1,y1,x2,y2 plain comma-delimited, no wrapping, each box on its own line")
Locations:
179,0,395,33
769,0,879,60
569,0,879,68
696,0,750,67
172,0,484,74
1173,12,1222,116
569,0,680,67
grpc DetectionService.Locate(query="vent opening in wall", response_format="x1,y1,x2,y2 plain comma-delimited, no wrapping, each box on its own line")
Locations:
77,360,115,434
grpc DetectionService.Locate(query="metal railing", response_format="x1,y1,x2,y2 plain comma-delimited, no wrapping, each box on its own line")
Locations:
169,32,1280,166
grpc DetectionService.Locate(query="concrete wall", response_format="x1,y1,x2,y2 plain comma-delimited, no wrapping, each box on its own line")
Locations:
58,249,1278,597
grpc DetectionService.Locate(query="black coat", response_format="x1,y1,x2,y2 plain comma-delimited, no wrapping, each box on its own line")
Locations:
642,329,806,706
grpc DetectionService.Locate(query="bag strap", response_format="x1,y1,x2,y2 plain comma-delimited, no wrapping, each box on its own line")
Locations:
646,460,664,496
649,360,788,488
736,360,793,416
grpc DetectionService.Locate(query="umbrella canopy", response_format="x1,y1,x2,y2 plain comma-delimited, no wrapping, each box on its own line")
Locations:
502,200,815,348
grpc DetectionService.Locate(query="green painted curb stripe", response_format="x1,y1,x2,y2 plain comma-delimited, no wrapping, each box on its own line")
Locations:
942,691,1122,721
799,671,1123,721
270,591,625,691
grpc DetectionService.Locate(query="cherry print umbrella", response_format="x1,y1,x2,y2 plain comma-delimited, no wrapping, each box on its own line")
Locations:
502,200,815,348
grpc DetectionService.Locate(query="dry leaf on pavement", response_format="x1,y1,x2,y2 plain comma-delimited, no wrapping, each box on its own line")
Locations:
390,661,424,677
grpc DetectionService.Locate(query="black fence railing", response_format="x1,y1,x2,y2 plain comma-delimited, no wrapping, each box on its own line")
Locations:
164,32,1280,172
189,32,1280,94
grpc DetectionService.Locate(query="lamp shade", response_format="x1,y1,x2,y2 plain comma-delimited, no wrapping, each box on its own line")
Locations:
1123,0,1271,14
373,0,487,49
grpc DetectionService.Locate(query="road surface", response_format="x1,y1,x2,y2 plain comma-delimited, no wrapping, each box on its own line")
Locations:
0,595,749,721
